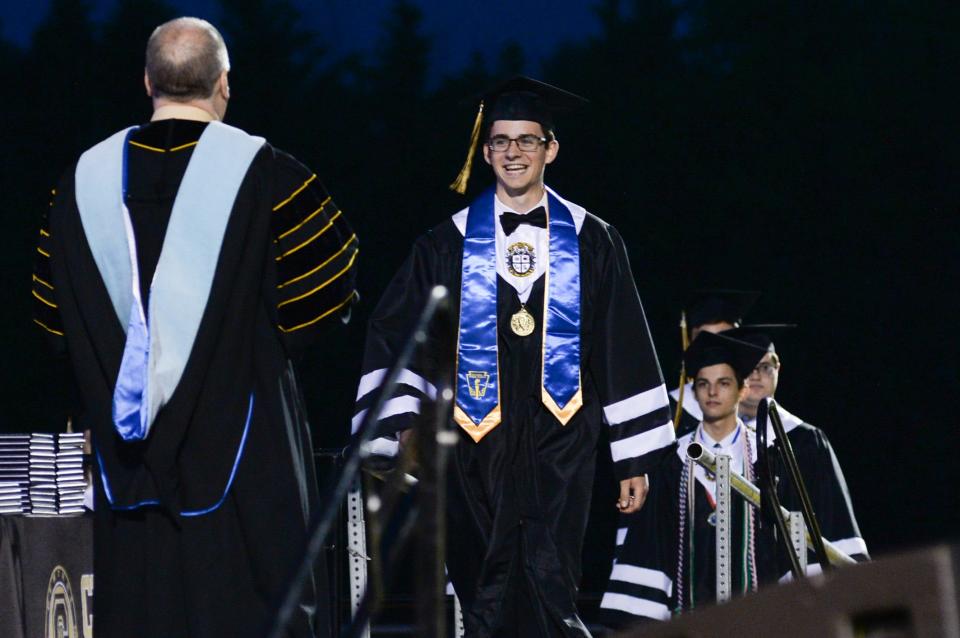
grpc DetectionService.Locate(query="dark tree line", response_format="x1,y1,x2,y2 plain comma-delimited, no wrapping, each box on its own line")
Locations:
3,0,958,568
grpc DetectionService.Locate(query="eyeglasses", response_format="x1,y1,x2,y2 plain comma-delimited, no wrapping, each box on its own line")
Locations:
487,134,549,152
752,362,779,376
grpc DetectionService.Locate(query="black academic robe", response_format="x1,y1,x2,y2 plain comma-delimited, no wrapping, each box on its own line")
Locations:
33,119,358,638
600,429,771,627
354,203,674,637
601,414,868,629
755,407,870,575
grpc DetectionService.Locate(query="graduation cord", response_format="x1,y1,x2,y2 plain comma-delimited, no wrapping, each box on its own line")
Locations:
676,425,759,612
675,454,693,613
743,432,758,592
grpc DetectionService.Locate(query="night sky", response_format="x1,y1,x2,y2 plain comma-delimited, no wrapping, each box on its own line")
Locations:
0,0,605,79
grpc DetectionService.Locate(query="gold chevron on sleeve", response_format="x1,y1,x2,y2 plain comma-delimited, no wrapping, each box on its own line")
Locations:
278,290,358,333
272,174,317,212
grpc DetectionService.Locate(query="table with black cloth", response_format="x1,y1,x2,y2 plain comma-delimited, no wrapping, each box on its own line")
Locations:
0,514,93,638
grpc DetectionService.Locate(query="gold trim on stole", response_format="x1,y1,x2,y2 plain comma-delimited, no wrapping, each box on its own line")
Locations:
453,238,502,443
453,404,503,443
539,199,583,425
541,385,583,425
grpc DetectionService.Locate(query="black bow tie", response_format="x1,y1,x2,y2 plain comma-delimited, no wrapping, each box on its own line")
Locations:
500,206,547,235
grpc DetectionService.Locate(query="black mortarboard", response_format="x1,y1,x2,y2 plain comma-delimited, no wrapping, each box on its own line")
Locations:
722,324,796,353
449,76,588,194
482,76,588,132
684,289,761,330
682,331,768,381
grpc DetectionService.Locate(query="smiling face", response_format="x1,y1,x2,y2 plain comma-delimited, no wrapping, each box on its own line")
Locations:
482,119,558,201
693,363,744,424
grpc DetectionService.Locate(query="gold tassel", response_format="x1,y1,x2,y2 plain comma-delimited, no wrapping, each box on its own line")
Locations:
449,101,485,194
673,311,689,430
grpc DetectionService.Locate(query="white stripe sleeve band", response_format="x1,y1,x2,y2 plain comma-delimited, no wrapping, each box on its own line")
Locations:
603,384,669,426
360,437,399,458
351,395,422,433
608,564,673,596
355,368,437,402
831,536,869,557
610,420,675,462
599,593,671,621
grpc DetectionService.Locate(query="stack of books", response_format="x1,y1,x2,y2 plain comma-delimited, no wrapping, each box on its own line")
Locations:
0,433,89,516
0,434,30,514
55,433,86,514
28,433,59,515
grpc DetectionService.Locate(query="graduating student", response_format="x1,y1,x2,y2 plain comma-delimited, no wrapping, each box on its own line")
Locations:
32,18,357,638
600,331,770,625
669,289,760,436
352,77,674,637
727,324,870,571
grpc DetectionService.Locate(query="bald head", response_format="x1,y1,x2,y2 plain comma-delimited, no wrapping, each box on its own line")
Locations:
145,17,229,101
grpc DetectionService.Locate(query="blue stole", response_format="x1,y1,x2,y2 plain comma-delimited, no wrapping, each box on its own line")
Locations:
453,187,583,442
74,121,265,441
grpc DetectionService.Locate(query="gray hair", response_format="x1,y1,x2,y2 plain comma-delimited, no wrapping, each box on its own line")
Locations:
145,17,230,101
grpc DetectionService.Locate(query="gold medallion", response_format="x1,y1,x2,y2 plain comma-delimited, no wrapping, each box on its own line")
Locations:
510,306,536,336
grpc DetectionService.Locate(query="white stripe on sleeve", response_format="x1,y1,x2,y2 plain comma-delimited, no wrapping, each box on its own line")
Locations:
360,436,399,458
609,564,673,596
610,420,675,462
599,592,671,621
779,563,824,583
603,385,669,426
831,536,869,558
351,396,422,433
355,368,437,402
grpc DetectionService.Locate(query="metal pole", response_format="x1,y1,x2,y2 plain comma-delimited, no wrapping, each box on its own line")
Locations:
453,594,465,638
414,289,456,638
715,454,732,603
790,511,808,575
686,443,856,567
346,480,370,638
414,401,455,638
266,286,450,638
756,400,805,580
768,401,832,573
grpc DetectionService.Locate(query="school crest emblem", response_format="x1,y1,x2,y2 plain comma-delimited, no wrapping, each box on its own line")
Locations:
506,242,536,277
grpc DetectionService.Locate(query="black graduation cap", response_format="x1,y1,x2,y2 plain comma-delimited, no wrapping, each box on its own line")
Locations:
682,331,768,381
684,289,761,330
722,324,796,353
449,76,588,194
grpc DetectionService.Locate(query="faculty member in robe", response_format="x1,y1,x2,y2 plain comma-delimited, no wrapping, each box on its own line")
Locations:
352,76,674,637
32,17,357,638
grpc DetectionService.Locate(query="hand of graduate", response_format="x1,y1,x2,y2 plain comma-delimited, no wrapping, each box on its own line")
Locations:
617,475,648,513
398,428,415,450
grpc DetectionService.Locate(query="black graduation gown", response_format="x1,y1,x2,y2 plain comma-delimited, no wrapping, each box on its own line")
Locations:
757,408,870,574
354,207,674,637
601,415,868,629
600,430,773,628
34,120,358,638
